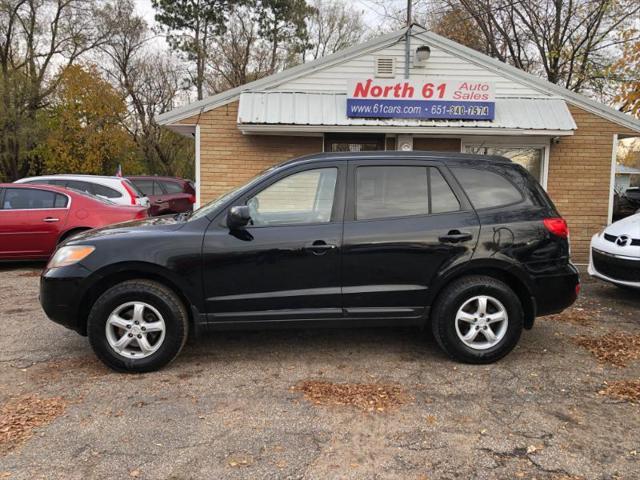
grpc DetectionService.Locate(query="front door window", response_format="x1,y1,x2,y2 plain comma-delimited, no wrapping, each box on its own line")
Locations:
248,168,337,226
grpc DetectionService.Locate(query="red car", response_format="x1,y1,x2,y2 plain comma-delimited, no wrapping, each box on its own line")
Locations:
127,176,195,216
0,183,147,260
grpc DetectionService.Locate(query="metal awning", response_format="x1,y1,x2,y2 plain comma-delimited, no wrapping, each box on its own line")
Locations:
237,91,576,136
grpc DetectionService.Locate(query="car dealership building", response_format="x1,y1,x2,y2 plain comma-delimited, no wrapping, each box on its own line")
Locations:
158,25,640,262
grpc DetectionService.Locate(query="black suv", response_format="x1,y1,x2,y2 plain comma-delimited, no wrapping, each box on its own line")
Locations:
40,152,579,372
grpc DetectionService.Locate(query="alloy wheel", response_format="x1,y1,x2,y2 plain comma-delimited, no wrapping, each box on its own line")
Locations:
105,301,166,359
454,295,509,350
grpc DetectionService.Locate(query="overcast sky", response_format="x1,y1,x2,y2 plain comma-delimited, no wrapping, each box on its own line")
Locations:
132,0,411,37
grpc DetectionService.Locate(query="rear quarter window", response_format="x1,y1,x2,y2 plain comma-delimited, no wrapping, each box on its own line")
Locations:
451,166,532,209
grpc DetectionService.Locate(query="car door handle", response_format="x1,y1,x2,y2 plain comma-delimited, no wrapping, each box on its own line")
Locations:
439,230,473,243
43,217,59,223
303,240,337,255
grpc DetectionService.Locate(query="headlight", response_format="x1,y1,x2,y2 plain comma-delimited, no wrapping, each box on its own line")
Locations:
47,245,95,269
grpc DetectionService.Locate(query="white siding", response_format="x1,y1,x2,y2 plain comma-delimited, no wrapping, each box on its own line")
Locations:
273,35,549,99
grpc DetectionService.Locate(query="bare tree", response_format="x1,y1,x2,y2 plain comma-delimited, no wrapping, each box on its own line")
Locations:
98,0,193,177
304,0,367,62
0,0,109,180
443,0,640,93
368,0,640,96
205,6,273,93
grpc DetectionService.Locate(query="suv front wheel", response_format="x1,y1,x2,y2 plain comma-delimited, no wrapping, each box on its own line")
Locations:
431,275,523,364
87,280,188,372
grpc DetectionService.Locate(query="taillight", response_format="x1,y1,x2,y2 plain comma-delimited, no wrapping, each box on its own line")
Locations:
188,194,196,204
544,217,569,238
135,209,147,219
121,180,137,205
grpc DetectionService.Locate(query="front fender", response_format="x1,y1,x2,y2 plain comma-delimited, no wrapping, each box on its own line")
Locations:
81,261,204,313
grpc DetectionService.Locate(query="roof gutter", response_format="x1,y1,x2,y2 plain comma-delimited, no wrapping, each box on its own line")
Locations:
238,124,575,136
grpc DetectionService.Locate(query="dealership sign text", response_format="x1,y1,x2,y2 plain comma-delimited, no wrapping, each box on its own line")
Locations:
346,78,496,120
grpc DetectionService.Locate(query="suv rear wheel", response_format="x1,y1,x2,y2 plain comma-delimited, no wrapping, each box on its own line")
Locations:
87,280,188,372
431,275,523,363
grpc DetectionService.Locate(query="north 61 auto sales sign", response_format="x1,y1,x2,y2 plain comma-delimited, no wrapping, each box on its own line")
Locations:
346,78,496,121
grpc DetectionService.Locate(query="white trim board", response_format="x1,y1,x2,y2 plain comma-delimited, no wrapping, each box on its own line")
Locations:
608,134,619,225
239,125,574,136
195,125,201,209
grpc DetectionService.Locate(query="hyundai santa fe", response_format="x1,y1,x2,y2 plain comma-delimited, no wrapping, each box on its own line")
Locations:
40,152,580,372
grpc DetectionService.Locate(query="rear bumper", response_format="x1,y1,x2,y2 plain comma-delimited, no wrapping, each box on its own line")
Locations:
40,265,92,335
531,263,580,317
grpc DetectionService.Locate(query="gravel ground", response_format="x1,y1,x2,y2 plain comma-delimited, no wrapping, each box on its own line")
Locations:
0,264,639,480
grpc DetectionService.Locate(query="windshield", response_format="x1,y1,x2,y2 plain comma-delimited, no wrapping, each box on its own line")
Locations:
190,166,277,221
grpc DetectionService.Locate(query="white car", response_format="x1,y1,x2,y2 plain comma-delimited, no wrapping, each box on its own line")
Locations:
589,212,640,289
15,174,149,207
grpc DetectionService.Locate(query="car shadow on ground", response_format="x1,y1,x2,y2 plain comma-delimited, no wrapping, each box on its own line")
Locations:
181,326,447,365
0,261,45,273
588,281,640,308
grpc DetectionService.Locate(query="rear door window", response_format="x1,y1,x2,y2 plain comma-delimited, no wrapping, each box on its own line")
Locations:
49,179,68,187
451,167,525,209
355,166,459,220
92,183,122,198
65,180,94,195
430,168,460,214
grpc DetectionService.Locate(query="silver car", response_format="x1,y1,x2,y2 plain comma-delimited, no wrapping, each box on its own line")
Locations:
15,174,149,207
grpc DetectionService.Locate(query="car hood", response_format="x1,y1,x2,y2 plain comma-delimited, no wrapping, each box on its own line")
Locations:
69,215,187,243
605,213,640,238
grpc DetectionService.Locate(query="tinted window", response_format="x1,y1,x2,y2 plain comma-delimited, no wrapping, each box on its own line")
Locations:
356,166,429,220
49,179,68,186
22,179,51,185
161,181,184,194
248,168,337,226
132,179,155,195
92,183,122,198
125,179,144,197
65,180,93,195
452,167,523,209
430,168,460,214
2,188,59,209
54,194,69,208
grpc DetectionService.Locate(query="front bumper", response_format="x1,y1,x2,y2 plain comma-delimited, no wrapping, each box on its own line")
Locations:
40,264,92,335
588,247,640,289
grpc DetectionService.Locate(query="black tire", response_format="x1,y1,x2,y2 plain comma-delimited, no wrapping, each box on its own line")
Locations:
87,280,188,373
431,275,523,364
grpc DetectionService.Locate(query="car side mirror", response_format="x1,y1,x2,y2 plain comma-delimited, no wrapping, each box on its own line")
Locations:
227,205,251,229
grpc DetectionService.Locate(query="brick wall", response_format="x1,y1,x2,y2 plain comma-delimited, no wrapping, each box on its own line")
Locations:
547,105,636,262
179,101,322,203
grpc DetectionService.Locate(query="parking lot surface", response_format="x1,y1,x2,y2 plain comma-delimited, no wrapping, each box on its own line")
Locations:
1,264,639,480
